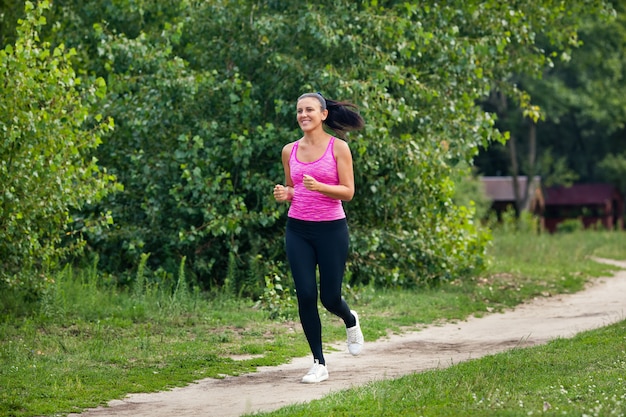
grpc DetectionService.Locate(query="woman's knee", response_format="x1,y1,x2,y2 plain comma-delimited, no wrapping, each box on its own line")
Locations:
296,288,318,309
320,292,342,313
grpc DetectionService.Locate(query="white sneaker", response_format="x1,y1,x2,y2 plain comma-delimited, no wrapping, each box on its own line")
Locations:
301,360,328,383
346,310,364,356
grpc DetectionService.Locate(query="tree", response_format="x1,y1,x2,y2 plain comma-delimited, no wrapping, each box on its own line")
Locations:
0,0,25,48
35,0,614,291
0,1,116,289
476,0,623,206
173,1,613,285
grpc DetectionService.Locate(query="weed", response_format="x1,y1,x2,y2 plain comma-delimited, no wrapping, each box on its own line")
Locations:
256,263,296,321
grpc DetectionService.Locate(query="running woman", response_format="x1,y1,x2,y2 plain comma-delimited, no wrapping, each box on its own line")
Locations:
273,92,365,383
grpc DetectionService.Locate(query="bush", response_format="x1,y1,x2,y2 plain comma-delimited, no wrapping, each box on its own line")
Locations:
14,1,606,293
0,1,117,291
556,218,584,233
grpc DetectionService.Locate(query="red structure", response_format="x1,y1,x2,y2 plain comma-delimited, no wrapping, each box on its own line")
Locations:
543,184,624,233
481,176,544,219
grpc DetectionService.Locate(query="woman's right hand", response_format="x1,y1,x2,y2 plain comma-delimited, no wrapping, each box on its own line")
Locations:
273,184,291,202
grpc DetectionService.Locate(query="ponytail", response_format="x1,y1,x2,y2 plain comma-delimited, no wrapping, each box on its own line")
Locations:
324,98,365,135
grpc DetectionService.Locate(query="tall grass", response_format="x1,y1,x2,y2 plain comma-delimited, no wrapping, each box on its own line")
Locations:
0,252,307,417
33,255,200,324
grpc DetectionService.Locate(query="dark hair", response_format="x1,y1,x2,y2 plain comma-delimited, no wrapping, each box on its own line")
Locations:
298,92,365,135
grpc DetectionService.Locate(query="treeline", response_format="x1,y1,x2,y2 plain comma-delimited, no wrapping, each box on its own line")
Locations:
0,1,617,296
475,0,626,198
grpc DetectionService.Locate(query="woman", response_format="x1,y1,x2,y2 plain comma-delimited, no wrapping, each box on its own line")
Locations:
273,92,365,383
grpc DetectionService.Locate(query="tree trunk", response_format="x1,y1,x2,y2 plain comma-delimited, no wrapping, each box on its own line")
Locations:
508,133,521,216
522,120,537,213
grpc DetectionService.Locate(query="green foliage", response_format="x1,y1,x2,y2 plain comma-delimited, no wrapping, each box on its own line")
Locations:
598,151,626,198
0,1,117,290
477,1,624,186
490,208,541,235
104,2,598,288
255,260,296,321
5,1,613,292
452,166,492,222
556,218,585,234
0,0,25,48
172,255,190,304
76,29,284,290
537,149,580,187
132,252,150,298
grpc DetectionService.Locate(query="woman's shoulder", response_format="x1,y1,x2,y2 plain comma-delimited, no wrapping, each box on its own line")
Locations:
282,140,298,152
332,137,351,154
281,140,300,159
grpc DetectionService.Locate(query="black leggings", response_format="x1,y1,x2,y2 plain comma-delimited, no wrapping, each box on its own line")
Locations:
286,217,355,365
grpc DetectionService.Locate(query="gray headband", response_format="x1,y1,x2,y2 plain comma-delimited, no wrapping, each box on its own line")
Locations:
298,92,327,110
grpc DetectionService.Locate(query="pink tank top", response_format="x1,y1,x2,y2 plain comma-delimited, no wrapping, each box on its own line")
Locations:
288,137,346,221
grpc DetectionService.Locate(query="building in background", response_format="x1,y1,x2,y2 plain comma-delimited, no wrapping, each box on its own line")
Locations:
543,183,624,233
481,176,544,221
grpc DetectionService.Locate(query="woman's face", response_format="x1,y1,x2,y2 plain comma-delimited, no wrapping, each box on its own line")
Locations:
296,97,327,132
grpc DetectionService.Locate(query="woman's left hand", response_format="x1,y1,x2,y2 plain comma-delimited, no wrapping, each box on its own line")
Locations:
303,174,319,192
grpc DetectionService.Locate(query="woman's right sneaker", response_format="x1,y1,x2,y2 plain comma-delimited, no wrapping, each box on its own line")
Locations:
346,310,364,355
301,360,329,383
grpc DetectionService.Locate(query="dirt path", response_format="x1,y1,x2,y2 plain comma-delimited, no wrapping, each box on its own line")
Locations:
70,258,626,417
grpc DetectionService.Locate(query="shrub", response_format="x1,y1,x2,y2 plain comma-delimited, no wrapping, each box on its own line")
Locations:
0,1,117,291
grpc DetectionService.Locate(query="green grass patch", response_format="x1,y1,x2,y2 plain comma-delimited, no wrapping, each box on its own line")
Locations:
1,230,625,416
250,320,626,417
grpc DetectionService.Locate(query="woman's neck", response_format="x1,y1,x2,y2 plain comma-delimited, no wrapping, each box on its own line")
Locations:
301,129,330,145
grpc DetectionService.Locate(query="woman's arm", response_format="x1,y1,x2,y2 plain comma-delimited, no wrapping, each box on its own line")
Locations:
303,139,355,201
273,143,295,202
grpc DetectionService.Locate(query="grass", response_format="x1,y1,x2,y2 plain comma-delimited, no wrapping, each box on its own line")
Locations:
253,321,626,416
1,229,625,416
